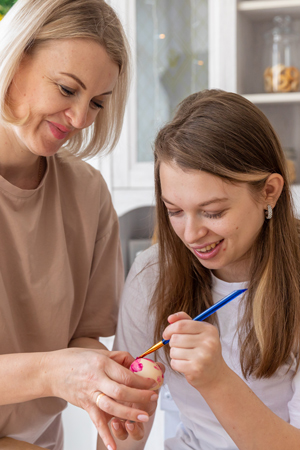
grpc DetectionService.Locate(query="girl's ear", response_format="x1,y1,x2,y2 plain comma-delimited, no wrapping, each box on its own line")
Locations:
263,173,284,208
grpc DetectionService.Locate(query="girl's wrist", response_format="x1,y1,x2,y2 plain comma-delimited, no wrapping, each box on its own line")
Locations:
197,361,233,396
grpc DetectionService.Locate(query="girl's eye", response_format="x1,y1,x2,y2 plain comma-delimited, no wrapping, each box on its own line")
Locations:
167,210,181,217
58,85,75,96
203,211,223,219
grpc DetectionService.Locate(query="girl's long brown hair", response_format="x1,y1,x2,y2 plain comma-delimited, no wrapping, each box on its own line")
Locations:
152,89,300,378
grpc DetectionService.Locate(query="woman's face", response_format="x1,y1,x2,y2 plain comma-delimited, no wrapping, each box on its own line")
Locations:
160,162,266,282
7,39,119,157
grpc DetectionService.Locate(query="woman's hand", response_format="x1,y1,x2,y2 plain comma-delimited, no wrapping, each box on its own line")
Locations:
109,360,165,443
162,312,226,391
43,348,158,450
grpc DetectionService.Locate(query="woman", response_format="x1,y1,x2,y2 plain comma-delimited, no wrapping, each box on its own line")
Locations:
0,1,159,450
112,89,300,449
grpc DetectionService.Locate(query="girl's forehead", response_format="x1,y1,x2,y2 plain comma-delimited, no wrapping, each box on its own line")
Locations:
160,162,225,189
159,162,252,205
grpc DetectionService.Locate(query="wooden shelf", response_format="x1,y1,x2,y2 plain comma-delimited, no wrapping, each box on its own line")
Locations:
238,1,300,19
243,92,300,104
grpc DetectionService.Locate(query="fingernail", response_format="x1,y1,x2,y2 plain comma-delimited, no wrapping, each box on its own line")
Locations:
151,394,158,401
137,414,149,422
127,423,134,431
112,422,119,430
107,446,113,450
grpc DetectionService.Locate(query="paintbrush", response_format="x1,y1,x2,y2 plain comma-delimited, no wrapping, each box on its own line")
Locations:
138,288,247,358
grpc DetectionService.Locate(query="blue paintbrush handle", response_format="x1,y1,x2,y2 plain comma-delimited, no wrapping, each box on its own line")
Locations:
162,288,247,345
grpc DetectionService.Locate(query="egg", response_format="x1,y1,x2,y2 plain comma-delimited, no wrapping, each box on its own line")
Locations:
130,358,164,390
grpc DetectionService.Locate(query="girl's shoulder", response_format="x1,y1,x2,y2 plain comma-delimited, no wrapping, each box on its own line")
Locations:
131,244,159,277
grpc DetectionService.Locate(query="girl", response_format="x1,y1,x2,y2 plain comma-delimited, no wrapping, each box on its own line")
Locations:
0,1,158,449
112,89,300,449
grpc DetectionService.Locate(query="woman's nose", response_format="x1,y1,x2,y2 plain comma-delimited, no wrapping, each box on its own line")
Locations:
64,103,91,130
184,217,208,244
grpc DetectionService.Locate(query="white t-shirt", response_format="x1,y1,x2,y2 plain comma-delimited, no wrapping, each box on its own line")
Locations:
114,244,300,450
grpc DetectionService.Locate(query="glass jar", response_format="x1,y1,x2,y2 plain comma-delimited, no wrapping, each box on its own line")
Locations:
263,16,300,93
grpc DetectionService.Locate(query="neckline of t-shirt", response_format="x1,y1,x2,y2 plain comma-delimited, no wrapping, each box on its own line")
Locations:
211,271,248,296
0,156,50,198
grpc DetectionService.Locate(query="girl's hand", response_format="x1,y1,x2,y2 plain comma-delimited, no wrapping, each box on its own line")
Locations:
163,312,226,391
44,348,158,450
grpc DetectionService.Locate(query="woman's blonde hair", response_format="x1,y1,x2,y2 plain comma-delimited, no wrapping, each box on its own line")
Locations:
0,0,130,159
153,89,300,379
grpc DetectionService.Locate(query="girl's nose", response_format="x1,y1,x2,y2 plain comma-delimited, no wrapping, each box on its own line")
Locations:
184,217,208,244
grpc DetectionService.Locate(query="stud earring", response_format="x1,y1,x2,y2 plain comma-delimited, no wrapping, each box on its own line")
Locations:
265,204,273,220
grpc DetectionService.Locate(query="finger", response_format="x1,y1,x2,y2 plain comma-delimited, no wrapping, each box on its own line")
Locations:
170,358,195,374
105,358,158,391
170,346,192,360
125,420,144,441
111,419,129,441
109,351,135,369
88,404,116,450
168,311,192,323
156,362,166,374
169,333,201,349
98,379,158,407
163,319,214,341
96,393,151,423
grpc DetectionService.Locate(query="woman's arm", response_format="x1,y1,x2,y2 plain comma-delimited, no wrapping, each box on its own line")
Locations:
69,336,160,448
0,348,158,450
163,312,300,450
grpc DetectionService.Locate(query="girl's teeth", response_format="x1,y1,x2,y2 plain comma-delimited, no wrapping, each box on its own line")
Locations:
198,240,220,253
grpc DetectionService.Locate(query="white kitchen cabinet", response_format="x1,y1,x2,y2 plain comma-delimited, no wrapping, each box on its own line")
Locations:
94,0,300,216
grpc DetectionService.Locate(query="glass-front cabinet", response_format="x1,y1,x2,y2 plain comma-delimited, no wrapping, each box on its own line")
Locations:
101,0,209,216
99,0,300,217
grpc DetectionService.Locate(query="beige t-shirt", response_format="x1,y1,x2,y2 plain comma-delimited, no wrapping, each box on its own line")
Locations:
0,154,123,450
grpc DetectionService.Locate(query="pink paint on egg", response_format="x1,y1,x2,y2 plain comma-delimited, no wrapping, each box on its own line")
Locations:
130,357,164,390
130,359,144,373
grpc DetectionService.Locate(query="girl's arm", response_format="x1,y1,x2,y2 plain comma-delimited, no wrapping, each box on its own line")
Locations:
163,312,300,450
97,416,155,450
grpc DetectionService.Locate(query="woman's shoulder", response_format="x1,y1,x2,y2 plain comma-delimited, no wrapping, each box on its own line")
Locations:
53,153,103,186
51,154,112,208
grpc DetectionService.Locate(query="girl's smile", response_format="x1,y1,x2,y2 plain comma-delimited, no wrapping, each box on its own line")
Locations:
192,239,224,260
160,161,266,282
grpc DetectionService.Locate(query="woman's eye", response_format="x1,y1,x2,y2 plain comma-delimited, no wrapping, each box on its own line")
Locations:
91,101,104,110
58,85,75,96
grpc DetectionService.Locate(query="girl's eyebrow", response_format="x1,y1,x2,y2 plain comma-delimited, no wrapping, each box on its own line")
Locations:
161,196,228,207
59,72,113,96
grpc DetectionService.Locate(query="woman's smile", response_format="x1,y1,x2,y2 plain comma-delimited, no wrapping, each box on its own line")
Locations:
5,38,119,158
47,121,71,140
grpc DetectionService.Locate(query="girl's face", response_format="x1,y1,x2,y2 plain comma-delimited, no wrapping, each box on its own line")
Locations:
160,162,266,282
6,38,119,157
